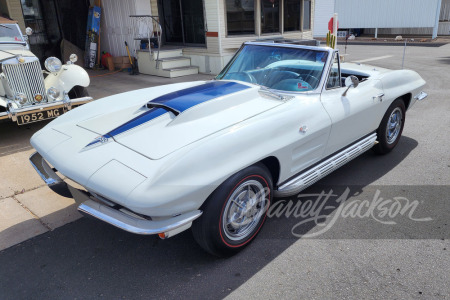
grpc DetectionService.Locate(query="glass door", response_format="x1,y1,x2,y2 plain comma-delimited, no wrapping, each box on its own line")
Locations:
159,0,205,46
161,0,183,44
181,0,205,45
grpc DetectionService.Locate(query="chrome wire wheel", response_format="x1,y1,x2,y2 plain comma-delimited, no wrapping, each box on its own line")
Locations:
222,180,267,241
385,107,403,144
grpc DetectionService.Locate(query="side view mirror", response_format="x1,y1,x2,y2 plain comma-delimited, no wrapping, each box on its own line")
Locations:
25,27,33,36
342,75,359,96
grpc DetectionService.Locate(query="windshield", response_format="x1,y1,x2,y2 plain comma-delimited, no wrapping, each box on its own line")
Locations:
216,44,329,92
0,24,25,43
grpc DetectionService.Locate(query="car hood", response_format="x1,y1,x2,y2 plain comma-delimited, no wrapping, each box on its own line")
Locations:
56,80,283,159
0,49,35,61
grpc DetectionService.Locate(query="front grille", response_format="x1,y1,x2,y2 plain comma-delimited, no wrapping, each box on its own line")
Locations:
3,59,46,106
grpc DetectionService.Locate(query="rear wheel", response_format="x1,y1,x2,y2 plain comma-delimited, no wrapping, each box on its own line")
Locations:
373,98,406,154
192,163,272,257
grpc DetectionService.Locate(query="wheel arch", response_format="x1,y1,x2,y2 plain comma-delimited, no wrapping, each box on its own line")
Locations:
257,156,281,186
399,93,412,109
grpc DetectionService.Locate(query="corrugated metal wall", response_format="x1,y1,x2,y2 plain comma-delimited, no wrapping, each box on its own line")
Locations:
313,0,334,37
101,0,151,57
365,23,450,36
335,0,439,29
440,0,450,20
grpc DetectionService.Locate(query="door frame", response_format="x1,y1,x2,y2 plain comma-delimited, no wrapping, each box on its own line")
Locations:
157,0,206,47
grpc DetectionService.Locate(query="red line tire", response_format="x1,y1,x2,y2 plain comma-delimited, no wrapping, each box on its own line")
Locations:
192,163,273,257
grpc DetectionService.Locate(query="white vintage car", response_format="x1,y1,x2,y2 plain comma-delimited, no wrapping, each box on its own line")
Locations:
29,41,427,256
0,17,92,125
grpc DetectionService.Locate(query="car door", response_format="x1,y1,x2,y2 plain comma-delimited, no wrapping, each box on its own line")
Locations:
320,52,385,157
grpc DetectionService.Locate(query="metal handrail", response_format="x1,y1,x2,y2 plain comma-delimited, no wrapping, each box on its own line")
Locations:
129,15,162,69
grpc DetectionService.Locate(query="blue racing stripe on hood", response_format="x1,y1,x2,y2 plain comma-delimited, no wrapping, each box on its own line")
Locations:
83,81,250,149
150,81,250,112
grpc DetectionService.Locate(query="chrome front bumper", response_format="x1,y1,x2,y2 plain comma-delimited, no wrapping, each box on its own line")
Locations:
78,200,202,236
414,91,428,101
29,151,64,186
0,96,93,121
29,152,202,237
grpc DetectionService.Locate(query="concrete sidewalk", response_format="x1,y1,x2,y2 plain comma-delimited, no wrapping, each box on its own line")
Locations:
0,70,213,251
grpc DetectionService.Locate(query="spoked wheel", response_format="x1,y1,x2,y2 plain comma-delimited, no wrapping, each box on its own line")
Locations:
192,163,272,257
373,98,406,154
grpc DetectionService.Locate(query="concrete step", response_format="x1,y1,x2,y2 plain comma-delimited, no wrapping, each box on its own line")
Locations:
157,56,191,69
152,49,183,59
137,50,198,78
163,66,199,78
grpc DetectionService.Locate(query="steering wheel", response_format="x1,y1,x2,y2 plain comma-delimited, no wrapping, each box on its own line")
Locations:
299,74,320,88
225,72,257,84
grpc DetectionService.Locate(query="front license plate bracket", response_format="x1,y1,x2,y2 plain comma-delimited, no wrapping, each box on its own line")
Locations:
17,107,65,125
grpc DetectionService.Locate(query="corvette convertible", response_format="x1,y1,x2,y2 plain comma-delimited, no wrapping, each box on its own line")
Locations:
30,41,427,256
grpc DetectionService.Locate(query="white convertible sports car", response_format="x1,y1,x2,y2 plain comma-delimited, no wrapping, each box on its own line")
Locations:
30,41,427,256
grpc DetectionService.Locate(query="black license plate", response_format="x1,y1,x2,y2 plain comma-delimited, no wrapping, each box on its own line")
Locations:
17,107,65,125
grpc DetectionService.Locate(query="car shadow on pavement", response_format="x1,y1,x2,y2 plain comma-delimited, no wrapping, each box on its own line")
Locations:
437,57,450,65
0,120,50,157
0,136,420,299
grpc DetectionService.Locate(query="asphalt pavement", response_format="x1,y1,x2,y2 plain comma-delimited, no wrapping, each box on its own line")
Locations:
0,43,449,299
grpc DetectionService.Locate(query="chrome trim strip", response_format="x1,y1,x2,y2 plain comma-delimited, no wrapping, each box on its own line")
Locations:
0,96,93,120
414,91,428,101
78,199,203,235
29,152,63,186
276,133,377,197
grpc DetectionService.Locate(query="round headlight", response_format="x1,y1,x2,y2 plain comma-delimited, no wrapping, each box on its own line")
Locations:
44,57,62,73
47,87,60,100
15,93,27,105
69,54,78,63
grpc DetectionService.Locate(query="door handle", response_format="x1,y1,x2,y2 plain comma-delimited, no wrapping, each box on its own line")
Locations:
373,93,385,102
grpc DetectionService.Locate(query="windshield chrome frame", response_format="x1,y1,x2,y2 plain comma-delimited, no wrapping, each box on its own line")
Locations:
217,41,335,96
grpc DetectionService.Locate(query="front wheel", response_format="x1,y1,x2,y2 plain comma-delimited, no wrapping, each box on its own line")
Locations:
192,163,272,257
373,98,406,154
68,86,89,99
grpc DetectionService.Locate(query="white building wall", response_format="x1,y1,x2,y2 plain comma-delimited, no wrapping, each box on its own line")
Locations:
335,0,439,29
363,0,450,36
185,0,316,74
313,0,335,37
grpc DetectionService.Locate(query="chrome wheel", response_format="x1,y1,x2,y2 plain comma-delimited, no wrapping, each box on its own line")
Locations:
222,180,268,241
386,107,403,144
